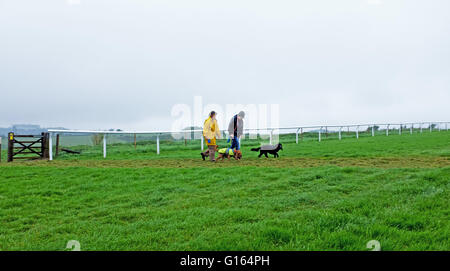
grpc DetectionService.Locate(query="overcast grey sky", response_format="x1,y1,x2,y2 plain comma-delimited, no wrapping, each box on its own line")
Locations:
0,0,449,130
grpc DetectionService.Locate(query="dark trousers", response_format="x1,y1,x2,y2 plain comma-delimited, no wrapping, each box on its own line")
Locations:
230,137,240,150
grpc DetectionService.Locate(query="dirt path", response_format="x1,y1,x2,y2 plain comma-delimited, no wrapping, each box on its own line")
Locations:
2,156,449,169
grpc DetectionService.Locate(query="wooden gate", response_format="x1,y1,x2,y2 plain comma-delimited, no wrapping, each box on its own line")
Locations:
7,132,49,162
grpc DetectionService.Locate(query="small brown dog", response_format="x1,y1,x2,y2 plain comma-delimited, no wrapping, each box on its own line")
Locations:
217,148,242,161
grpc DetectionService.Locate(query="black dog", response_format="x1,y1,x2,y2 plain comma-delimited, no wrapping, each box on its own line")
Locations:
251,143,283,158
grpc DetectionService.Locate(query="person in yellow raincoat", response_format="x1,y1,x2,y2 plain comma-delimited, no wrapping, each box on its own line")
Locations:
201,111,220,161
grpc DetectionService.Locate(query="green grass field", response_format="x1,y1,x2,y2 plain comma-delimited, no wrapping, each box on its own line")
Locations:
0,131,449,250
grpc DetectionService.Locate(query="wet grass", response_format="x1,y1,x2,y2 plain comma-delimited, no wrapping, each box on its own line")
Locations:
0,131,448,250
0,166,448,251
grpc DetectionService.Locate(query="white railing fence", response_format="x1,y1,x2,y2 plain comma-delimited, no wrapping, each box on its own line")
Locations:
47,121,449,160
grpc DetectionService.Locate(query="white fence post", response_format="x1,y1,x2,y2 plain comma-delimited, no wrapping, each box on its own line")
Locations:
386,125,389,136
49,132,53,161
103,134,106,158
201,136,204,151
318,127,321,142
399,124,402,135
372,126,375,137
339,127,342,140
270,129,273,145
410,124,413,134
156,134,160,155
296,128,299,144
356,126,359,139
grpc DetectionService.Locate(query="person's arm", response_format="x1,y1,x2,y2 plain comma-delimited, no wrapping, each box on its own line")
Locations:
203,118,211,139
228,118,234,138
237,118,244,138
215,120,221,139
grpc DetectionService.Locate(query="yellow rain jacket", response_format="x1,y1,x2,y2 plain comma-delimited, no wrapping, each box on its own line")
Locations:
203,117,220,146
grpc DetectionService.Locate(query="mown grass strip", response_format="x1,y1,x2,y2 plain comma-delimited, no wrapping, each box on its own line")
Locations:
1,156,448,169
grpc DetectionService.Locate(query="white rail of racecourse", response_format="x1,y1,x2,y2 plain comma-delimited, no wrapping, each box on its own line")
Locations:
48,121,449,161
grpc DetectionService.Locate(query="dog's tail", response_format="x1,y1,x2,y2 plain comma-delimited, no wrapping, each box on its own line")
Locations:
251,147,260,152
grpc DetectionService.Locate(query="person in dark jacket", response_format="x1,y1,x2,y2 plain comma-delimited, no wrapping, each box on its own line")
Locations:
227,111,245,153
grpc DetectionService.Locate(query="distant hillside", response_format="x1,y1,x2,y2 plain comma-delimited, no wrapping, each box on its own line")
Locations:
0,124,68,137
